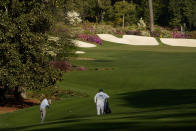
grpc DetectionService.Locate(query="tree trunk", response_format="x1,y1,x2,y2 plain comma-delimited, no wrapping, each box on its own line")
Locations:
5,6,8,14
0,86,7,102
101,10,104,22
122,15,125,29
14,87,22,101
148,0,154,35
122,0,125,29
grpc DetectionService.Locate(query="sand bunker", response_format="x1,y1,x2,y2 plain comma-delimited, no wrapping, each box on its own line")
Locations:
75,51,85,54
73,40,97,48
160,38,196,47
97,34,159,46
48,36,60,42
48,35,196,48
123,35,159,45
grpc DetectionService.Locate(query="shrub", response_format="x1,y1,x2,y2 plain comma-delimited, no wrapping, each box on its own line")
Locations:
141,30,150,36
152,26,173,38
50,61,72,72
51,22,68,33
66,11,82,25
137,17,146,29
81,22,96,34
151,31,161,37
172,32,189,38
115,30,124,35
125,30,141,35
188,31,196,39
77,34,102,45
95,24,115,34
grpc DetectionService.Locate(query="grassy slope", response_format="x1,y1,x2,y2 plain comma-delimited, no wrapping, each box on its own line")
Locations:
1,41,196,131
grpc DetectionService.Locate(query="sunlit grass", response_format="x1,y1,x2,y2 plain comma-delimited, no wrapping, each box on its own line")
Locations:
1,41,196,131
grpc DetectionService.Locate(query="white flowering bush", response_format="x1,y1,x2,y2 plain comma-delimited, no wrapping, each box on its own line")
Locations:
137,17,146,29
66,11,82,25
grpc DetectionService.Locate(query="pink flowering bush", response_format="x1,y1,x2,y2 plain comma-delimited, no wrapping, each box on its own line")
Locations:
172,32,189,39
77,34,102,45
115,30,124,35
82,23,96,34
50,61,72,72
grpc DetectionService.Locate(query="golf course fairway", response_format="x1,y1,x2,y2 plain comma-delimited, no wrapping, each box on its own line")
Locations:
1,41,196,131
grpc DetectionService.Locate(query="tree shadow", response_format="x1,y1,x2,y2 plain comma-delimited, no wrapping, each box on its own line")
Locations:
120,89,196,108
94,60,113,63
0,96,39,108
1,115,196,131
0,118,81,131
10,121,196,131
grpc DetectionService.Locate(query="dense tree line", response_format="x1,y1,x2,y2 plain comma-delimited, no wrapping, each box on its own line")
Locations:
60,0,196,30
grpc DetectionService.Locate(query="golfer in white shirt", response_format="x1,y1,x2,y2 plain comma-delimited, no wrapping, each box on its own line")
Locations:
40,98,51,123
94,89,109,115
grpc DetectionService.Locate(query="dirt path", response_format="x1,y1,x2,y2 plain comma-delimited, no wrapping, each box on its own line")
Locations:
0,107,18,114
0,98,40,114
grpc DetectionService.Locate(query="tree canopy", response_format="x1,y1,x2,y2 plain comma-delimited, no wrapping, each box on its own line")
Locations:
0,0,63,99
59,0,196,30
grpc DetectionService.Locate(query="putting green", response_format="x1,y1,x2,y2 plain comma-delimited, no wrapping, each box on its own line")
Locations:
1,41,196,131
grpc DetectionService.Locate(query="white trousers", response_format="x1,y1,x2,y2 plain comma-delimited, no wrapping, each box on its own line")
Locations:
40,108,46,122
96,102,104,115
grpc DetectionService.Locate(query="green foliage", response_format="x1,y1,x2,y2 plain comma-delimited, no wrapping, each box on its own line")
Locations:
96,0,111,22
105,1,136,26
188,31,196,39
154,26,172,38
168,0,183,27
0,0,63,95
61,0,111,23
134,0,196,30
52,0,196,30
190,1,196,28
59,0,87,21
168,0,196,29
48,21,77,61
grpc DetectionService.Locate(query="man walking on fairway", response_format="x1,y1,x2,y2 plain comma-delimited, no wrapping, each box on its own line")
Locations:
40,98,51,123
94,88,109,115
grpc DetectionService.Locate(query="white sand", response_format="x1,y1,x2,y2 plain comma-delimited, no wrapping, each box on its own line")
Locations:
48,34,196,48
75,51,85,54
73,40,97,48
123,35,159,45
48,36,60,42
160,38,196,47
97,34,129,44
48,36,96,48
97,34,159,46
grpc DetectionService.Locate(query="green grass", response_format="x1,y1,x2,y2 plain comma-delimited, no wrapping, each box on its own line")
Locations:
1,41,196,131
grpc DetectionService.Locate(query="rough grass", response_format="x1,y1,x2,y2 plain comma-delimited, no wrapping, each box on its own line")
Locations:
1,41,196,131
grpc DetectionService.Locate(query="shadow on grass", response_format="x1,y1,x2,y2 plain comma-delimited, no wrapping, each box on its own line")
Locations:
2,89,196,131
6,121,196,131
94,60,113,63
1,116,196,131
0,118,81,131
1,111,196,131
120,89,196,108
